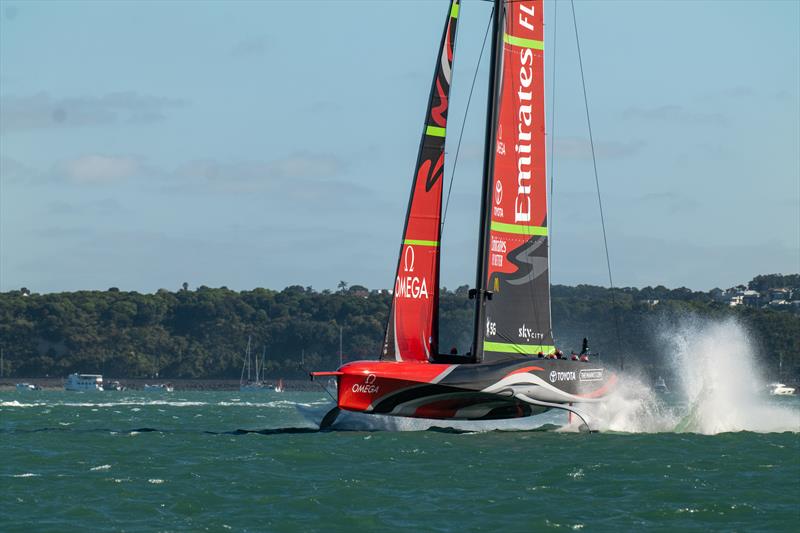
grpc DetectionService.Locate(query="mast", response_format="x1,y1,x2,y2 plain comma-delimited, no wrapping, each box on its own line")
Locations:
472,0,505,362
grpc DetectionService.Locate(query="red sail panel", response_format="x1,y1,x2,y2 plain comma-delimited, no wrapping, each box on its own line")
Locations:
482,0,553,362
381,0,460,362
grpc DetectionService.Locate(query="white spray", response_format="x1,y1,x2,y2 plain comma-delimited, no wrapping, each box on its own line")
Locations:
583,315,800,434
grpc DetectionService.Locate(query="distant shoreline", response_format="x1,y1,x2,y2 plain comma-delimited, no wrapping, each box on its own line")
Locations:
0,378,321,392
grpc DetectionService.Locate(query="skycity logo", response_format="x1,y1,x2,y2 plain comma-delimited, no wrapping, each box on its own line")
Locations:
518,323,544,341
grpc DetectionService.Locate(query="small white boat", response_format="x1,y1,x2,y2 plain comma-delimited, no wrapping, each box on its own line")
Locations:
274,379,285,393
768,383,796,396
239,337,274,392
654,376,669,394
106,380,125,391
240,382,273,392
16,383,39,391
65,373,103,392
143,383,174,392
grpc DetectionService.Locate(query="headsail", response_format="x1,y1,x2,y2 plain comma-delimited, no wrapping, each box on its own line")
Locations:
382,0,460,362
478,0,553,362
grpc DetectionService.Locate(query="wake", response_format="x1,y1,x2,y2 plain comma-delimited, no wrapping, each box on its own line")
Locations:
580,316,800,435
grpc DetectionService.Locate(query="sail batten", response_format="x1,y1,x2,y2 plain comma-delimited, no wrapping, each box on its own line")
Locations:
382,0,461,362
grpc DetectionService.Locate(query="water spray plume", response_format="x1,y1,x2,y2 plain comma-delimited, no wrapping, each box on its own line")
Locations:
583,316,799,434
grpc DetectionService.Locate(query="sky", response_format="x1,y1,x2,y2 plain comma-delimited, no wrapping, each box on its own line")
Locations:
1,0,798,294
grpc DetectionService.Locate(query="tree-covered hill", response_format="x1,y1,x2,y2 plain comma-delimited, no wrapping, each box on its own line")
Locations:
1,275,797,381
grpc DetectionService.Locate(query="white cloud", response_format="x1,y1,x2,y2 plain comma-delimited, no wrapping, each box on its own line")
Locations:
230,37,270,57
553,137,645,160
0,92,186,132
0,156,36,184
622,105,727,126
173,152,348,192
62,155,140,185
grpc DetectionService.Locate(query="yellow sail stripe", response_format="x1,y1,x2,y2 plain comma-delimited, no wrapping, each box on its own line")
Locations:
490,221,548,236
503,33,544,50
425,125,446,137
404,239,439,247
484,342,555,355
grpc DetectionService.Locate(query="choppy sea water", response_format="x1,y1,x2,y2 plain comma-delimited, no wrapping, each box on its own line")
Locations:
2,389,798,532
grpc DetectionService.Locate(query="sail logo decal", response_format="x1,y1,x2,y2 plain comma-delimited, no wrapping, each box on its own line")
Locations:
518,323,544,341
514,34,535,223
352,374,380,395
404,246,415,272
579,369,603,382
396,245,429,299
493,180,504,220
549,370,576,382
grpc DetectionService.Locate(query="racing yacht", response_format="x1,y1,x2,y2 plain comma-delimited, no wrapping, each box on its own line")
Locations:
312,0,617,430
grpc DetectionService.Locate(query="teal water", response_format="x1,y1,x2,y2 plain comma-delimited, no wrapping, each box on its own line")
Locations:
2,390,798,532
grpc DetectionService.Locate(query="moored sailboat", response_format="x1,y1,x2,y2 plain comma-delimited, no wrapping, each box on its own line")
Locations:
240,337,273,392
312,0,617,429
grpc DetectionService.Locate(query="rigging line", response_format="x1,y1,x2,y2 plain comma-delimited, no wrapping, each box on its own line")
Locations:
547,0,557,243
546,0,558,346
570,0,623,364
441,5,494,233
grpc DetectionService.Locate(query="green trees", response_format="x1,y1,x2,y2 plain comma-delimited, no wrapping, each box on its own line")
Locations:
0,276,797,380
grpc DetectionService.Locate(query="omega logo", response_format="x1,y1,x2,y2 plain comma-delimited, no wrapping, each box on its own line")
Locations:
404,245,415,272
352,373,380,394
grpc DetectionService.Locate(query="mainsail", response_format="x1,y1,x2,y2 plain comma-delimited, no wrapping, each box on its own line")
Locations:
478,0,553,362
382,0,460,362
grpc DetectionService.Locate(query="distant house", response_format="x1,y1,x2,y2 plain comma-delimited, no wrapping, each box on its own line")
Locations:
768,288,791,302
728,294,744,307
742,290,761,306
709,288,725,302
768,299,789,308
724,289,760,307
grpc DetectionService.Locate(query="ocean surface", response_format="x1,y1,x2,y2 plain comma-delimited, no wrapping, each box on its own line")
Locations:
2,388,798,532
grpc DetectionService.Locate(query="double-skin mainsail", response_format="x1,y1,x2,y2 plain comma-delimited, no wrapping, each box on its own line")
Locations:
384,0,552,364
476,0,553,362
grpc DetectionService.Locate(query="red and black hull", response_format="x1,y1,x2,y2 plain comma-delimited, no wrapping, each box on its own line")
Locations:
315,358,616,421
